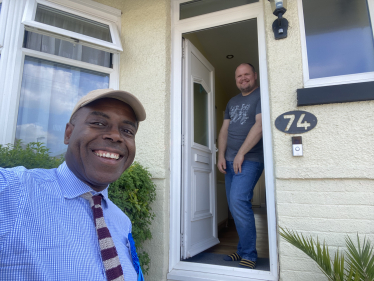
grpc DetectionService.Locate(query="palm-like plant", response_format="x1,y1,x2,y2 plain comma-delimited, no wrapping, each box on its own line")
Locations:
279,227,374,281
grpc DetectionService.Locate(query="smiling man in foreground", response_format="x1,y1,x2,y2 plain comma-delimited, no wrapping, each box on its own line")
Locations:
0,89,146,281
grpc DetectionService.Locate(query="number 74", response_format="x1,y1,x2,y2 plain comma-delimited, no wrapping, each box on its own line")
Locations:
283,114,311,131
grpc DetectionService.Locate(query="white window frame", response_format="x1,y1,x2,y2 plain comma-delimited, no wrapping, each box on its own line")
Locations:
0,0,121,146
169,1,278,281
0,0,8,48
298,0,374,88
22,0,123,53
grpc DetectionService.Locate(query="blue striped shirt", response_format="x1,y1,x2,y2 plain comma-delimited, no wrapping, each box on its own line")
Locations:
0,162,137,281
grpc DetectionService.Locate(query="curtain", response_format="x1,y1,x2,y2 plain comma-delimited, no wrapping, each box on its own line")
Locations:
35,4,112,42
26,4,113,68
25,31,111,68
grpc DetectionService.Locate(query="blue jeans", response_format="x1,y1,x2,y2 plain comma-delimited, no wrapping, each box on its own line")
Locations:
225,160,264,261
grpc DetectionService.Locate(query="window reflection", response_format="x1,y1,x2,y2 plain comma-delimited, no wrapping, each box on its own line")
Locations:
35,4,112,42
303,0,374,79
194,83,209,147
16,56,109,156
24,31,112,68
180,0,258,20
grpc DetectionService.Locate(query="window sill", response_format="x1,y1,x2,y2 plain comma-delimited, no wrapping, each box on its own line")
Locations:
297,80,374,106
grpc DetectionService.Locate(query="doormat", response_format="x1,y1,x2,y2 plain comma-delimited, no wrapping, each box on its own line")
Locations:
182,252,270,271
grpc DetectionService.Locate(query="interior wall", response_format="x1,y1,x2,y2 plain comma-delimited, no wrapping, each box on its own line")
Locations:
184,19,260,190
183,18,266,224
93,1,171,280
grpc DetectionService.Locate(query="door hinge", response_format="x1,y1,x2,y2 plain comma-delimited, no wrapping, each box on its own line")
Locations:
182,134,185,146
181,233,184,247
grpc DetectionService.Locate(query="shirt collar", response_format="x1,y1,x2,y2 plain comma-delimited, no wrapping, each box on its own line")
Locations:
57,162,109,203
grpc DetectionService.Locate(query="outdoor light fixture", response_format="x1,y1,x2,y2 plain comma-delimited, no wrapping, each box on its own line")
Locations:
268,0,288,40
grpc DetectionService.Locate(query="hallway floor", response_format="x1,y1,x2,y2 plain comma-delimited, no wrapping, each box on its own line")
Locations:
183,207,270,270
207,207,269,258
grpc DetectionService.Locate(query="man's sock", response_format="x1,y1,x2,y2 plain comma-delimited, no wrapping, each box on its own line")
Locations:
223,253,241,261
239,259,256,269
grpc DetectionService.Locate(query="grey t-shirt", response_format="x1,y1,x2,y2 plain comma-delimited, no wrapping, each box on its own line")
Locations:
224,87,263,163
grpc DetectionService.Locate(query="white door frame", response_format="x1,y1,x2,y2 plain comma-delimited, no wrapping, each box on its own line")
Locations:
169,1,278,280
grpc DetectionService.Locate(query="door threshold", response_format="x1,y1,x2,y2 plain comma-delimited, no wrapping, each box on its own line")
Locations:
167,261,277,281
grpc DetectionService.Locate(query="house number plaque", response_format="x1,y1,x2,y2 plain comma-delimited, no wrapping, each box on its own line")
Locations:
275,110,317,134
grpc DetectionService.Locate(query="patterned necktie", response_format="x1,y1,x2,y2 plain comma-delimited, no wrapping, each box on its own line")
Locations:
81,192,125,281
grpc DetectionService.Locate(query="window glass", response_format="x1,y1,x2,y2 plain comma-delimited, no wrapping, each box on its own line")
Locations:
194,83,209,146
303,0,374,79
24,31,112,68
180,0,258,20
35,4,112,42
15,56,109,156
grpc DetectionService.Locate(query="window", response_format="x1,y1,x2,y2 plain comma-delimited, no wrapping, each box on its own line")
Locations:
34,4,113,43
180,0,258,20
16,56,110,156
0,0,6,48
23,31,112,68
22,0,122,52
298,0,374,87
0,0,121,153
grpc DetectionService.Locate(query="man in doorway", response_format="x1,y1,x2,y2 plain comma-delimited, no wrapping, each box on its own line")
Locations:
0,89,146,281
217,63,264,269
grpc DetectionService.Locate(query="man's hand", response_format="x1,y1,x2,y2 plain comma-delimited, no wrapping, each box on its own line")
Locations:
233,113,262,174
233,153,244,174
217,156,227,174
217,119,230,174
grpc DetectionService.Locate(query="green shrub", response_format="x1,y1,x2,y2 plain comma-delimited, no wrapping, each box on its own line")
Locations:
1,141,156,274
0,140,64,168
109,162,156,275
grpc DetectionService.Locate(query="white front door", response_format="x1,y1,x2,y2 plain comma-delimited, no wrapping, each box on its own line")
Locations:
181,39,219,259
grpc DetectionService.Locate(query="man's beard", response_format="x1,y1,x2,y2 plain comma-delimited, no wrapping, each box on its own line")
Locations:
240,84,256,94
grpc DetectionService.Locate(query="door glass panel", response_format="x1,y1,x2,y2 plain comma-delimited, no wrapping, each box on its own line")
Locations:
15,56,110,157
35,4,112,42
23,31,112,68
180,0,258,20
303,0,374,78
193,82,209,146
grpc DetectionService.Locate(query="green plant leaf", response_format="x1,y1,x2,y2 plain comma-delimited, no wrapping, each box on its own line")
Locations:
280,227,343,281
345,234,374,281
280,227,374,281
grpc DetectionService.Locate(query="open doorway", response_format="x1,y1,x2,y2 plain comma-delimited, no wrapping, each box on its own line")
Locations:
181,19,270,271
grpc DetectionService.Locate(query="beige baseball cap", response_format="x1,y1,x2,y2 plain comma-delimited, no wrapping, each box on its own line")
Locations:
70,88,146,122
